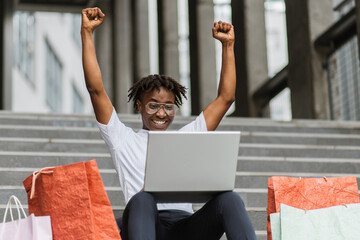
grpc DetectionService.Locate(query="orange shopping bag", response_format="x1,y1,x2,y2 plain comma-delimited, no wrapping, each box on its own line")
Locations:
23,160,121,240
267,176,359,240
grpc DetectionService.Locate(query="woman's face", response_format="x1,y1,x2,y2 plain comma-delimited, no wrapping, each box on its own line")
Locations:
137,87,176,131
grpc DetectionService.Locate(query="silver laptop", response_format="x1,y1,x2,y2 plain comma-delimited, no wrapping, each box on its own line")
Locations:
143,131,240,203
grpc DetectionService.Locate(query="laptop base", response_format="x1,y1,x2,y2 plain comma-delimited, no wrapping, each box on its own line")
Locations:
147,191,231,203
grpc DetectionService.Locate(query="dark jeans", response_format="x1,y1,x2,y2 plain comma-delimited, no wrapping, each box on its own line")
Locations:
117,191,256,240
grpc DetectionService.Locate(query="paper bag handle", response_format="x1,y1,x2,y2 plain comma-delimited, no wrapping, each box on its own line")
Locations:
30,167,54,199
2,195,27,223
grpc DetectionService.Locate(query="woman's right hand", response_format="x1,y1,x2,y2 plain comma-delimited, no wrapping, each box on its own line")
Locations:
81,7,105,32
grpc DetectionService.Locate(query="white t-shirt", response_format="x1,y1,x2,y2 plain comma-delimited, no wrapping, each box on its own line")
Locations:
97,108,208,213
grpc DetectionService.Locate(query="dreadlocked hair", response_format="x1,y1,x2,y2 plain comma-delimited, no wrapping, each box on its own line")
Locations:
128,74,187,111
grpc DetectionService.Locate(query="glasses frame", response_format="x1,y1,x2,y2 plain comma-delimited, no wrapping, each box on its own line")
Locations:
144,102,178,116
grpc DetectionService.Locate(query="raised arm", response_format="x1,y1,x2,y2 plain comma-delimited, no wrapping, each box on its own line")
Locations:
81,7,113,124
203,21,236,131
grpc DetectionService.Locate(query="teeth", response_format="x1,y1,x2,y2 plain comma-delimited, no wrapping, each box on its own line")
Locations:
153,120,166,125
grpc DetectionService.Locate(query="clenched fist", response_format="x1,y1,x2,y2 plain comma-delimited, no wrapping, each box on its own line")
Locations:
81,7,105,32
212,21,235,45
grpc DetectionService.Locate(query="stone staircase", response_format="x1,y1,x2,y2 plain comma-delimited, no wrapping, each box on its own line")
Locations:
1,110,360,240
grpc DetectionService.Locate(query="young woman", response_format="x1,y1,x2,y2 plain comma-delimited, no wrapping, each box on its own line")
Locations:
81,7,256,240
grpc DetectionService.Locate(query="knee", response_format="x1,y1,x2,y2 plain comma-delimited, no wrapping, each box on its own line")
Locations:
215,191,245,209
126,192,156,211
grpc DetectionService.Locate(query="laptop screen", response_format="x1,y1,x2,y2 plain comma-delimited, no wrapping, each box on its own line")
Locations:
143,131,240,202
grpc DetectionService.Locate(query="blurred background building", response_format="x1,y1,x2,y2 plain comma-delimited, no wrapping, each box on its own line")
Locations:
1,0,360,121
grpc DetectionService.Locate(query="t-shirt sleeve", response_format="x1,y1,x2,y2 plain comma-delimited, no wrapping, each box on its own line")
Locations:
96,108,132,149
179,111,207,132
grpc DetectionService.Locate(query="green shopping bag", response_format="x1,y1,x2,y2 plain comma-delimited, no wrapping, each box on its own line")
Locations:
270,212,281,240
271,203,360,240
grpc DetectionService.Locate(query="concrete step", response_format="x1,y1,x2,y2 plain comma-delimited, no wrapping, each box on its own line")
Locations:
2,168,360,190
2,136,360,159
5,153,360,175
0,111,141,127
0,186,125,209
110,207,268,231
0,185,269,234
0,152,113,169
1,110,359,239
1,151,360,178
0,138,108,153
240,131,360,146
217,124,360,134
0,125,102,139
0,204,267,233
0,172,357,236
2,129,360,153
1,111,360,135
0,168,120,187
1,110,360,128
0,187,268,210
235,172,360,189
0,125,353,141
239,143,360,158
238,156,360,173
217,118,360,135
2,161,360,208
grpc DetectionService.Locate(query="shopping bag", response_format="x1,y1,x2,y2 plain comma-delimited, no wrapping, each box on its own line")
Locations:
0,195,52,240
267,176,359,240
271,203,360,240
23,160,121,240
269,211,281,240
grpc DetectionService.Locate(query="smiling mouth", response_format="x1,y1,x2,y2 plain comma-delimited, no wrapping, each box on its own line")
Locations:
152,119,167,125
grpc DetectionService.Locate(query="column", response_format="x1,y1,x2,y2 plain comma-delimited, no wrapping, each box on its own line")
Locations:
231,0,268,117
158,0,180,81
0,0,14,110
356,0,360,61
113,0,133,113
94,1,114,102
285,0,333,119
133,0,150,81
188,0,217,115
188,0,200,114
197,0,217,112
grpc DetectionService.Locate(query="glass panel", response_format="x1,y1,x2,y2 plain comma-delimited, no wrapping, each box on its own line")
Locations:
45,42,63,112
13,12,35,84
270,88,292,121
328,36,360,120
72,83,84,114
264,0,288,77
71,14,82,48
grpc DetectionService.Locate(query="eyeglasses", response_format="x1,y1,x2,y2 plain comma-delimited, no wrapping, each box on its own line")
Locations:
144,102,178,116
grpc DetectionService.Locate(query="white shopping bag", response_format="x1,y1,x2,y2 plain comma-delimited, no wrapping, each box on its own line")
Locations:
0,195,52,240
270,203,360,240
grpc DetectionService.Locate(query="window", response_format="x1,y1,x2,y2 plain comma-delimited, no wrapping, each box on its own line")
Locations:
270,88,292,121
333,0,355,20
71,14,82,49
13,12,35,84
72,83,84,114
328,36,360,121
45,41,63,112
264,0,288,77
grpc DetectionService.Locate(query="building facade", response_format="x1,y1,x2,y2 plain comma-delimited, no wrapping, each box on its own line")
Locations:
12,11,92,114
1,0,360,120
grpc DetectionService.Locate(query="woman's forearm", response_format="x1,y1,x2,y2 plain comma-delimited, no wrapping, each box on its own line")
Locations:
81,28,104,95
